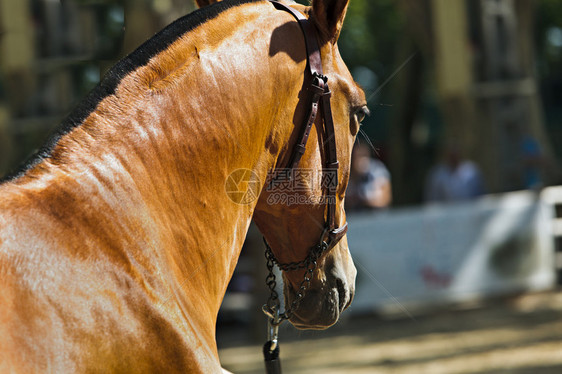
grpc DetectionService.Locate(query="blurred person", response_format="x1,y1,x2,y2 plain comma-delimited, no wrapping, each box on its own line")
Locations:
345,143,392,211
521,135,545,190
425,143,485,203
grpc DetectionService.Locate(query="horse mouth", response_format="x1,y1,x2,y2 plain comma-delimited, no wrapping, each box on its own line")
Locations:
283,278,354,330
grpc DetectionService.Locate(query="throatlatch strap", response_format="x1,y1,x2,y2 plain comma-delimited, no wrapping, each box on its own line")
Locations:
268,1,323,77
267,0,345,245
269,1,325,173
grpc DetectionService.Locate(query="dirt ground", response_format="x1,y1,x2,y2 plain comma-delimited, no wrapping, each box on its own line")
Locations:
217,290,562,374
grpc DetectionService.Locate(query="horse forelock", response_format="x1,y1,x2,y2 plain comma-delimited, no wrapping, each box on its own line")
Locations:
0,0,266,184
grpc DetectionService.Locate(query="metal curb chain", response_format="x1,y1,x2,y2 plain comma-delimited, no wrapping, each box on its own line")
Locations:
262,237,329,324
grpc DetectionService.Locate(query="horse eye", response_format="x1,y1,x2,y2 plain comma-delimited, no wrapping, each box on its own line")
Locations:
355,106,370,123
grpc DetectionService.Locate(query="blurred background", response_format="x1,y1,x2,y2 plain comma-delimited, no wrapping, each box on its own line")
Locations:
1,0,562,373
2,0,562,204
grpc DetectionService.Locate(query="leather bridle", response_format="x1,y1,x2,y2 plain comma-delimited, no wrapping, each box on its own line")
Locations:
262,0,348,323
261,2,352,371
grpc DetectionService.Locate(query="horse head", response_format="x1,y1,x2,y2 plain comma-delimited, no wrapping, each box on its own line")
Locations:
237,0,367,330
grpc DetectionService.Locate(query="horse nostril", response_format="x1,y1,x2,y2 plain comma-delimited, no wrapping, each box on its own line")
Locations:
336,278,347,310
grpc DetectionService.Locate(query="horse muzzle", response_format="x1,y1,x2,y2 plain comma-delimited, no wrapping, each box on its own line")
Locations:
283,255,356,330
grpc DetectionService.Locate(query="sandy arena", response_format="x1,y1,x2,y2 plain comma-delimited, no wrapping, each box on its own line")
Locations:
218,291,562,373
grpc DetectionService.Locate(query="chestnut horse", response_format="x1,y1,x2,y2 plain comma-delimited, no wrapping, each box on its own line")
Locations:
0,0,366,372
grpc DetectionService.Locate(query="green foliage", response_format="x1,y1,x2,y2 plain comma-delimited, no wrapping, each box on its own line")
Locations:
337,1,406,141
339,0,404,70
536,0,562,76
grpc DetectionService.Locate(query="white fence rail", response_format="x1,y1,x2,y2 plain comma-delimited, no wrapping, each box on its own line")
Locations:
347,188,558,315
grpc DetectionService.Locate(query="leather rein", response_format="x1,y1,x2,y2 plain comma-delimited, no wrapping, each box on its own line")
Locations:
261,3,349,371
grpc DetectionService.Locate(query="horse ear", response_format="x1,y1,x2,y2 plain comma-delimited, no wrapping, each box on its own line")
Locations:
310,0,350,41
195,0,222,8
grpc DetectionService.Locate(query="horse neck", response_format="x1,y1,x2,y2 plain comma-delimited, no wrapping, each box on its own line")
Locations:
5,19,304,337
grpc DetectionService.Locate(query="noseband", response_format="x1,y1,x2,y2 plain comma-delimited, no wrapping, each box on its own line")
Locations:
262,0,348,324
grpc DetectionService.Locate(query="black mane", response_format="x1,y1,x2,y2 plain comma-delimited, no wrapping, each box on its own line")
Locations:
1,0,262,183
